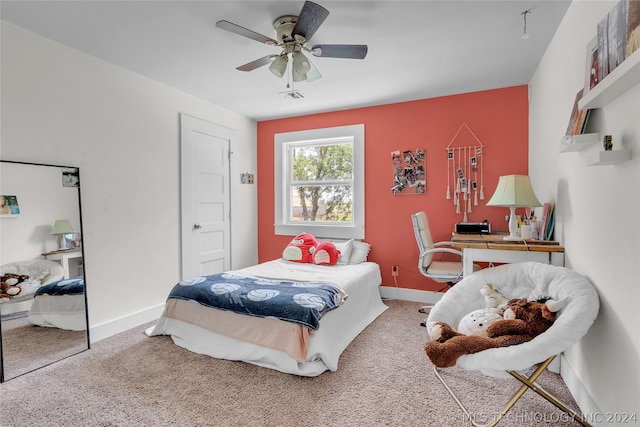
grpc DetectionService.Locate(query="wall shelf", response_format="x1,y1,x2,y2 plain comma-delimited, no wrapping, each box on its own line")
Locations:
559,133,600,152
578,49,640,110
584,149,631,166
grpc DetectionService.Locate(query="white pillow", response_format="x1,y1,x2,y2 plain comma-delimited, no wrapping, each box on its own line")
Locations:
332,239,354,265
349,240,371,264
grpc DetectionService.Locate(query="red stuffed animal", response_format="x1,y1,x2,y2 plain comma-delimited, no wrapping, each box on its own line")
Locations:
282,233,318,263
312,242,340,265
424,298,561,368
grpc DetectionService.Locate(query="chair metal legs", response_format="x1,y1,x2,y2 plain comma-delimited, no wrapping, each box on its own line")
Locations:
432,356,590,427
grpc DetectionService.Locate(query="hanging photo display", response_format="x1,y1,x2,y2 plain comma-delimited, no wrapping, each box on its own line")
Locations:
445,123,487,222
391,148,426,195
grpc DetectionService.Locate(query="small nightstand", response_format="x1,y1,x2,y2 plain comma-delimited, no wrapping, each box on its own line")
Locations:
42,248,83,279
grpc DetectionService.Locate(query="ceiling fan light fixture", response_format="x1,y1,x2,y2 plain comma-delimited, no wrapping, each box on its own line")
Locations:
292,51,311,75
292,67,308,82
269,54,288,77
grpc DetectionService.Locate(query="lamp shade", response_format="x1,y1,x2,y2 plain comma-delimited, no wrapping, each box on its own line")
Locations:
51,219,74,235
292,51,310,75
269,54,288,78
486,175,542,207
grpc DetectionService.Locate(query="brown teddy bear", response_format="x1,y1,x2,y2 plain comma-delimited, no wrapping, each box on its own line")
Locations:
0,273,29,301
424,298,561,368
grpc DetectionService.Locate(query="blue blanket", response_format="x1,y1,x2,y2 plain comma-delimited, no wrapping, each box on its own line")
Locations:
35,276,84,296
167,273,346,330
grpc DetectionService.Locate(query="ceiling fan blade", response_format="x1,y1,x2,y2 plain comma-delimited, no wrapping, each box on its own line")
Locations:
305,60,322,82
216,20,278,45
236,55,277,71
292,1,329,41
310,44,368,59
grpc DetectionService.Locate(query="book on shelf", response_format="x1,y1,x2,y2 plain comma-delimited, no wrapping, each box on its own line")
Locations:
565,89,591,136
539,202,555,241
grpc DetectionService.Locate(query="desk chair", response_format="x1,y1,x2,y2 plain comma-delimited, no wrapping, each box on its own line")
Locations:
412,211,480,286
412,211,480,324
425,262,599,427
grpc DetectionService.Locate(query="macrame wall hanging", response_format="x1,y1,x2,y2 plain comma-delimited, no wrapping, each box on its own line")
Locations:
445,123,486,222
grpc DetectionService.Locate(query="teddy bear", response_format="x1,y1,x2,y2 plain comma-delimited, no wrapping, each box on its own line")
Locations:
424,297,562,368
312,241,341,265
0,273,29,301
282,233,318,263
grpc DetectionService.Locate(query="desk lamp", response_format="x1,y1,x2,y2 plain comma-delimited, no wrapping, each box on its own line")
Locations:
486,175,542,241
51,219,74,249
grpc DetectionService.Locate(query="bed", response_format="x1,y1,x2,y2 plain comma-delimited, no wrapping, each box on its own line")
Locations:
146,258,387,376
27,276,87,331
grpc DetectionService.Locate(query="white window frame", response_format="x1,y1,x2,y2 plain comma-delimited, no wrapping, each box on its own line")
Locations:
275,124,364,239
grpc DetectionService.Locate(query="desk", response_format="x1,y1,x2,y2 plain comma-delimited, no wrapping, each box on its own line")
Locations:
451,233,565,276
42,248,83,279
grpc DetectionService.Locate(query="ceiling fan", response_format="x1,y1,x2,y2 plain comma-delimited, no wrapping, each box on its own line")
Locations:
215,1,368,83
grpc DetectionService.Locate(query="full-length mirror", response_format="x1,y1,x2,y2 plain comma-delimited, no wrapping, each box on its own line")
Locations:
0,160,89,382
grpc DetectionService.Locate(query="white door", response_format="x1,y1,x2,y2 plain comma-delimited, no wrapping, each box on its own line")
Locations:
180,114,233,280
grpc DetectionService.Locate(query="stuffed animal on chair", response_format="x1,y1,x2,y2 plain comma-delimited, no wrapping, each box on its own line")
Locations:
425,297,563,368
457,284,509,336
480,283,509,315
0,273,29,301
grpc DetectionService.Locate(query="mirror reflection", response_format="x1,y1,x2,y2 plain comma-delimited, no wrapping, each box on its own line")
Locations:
0,161,89,382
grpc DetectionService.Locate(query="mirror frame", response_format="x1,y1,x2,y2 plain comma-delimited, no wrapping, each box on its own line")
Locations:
0,160,90,382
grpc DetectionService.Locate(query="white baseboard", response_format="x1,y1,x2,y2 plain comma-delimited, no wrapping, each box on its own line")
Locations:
560,354,603,426
89,303,165,344
379,285,444,305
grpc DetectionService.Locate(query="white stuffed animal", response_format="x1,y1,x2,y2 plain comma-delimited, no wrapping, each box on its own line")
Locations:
456,284,509,336
457,308,503,336
481,283,509,315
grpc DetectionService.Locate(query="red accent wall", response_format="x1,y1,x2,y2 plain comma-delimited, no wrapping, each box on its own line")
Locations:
257,86,529,291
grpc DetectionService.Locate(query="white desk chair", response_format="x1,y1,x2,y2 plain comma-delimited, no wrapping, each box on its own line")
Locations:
411,211,480,285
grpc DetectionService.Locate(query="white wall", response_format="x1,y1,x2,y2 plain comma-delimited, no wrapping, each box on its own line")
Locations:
529,0,640,418
0,162,81,262
0,22,258,338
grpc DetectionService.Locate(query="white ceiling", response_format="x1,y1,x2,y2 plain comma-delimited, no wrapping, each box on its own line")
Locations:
0,1,571,121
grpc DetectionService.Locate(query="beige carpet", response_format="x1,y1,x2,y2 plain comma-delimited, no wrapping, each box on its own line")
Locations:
1,315,88,380
0,300,584,426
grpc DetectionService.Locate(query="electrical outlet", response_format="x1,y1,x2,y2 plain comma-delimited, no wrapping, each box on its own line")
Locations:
392,265,399,277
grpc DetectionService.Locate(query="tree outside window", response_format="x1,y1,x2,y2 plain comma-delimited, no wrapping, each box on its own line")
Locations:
275,124,364,239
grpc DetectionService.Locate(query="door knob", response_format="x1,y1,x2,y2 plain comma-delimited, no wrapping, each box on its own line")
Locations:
193,223,202,230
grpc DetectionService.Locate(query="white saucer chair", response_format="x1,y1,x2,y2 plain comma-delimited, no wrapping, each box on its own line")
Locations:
425,262,599,427
0,259,65,316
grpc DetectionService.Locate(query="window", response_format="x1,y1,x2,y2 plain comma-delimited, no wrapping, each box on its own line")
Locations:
275,124,364,239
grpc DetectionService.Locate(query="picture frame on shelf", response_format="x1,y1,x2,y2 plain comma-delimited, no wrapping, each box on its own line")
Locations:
627,0,640,58
585,36,599,92
607,0,628,74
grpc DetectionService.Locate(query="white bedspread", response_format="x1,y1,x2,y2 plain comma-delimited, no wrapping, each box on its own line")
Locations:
146,259,387,376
